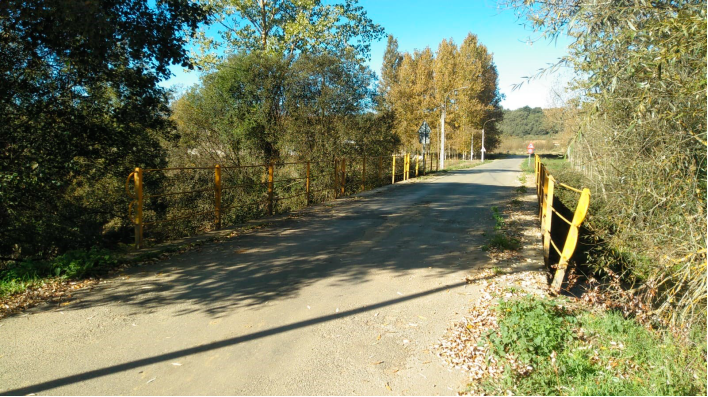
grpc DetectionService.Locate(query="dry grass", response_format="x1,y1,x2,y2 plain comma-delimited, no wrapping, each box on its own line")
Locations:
496,135,566,155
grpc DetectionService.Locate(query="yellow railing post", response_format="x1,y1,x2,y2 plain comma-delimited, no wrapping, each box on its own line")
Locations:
267,161,274,215
340,158,346,196
542,175,554,269
551,188,591,293
415,153,419,177
134,167,143,249
306,161,311,205
361,156,366,191
391,155,396,184
214,164,222,230
405,153,410,180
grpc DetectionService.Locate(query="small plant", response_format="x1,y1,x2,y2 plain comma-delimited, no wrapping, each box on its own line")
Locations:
487,296,577,366
491,206,504,230
487,232,521,251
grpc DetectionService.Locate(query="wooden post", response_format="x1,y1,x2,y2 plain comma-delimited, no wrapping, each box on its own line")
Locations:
306,161,311,205
340,158,346,196
361,156,366,191
391,155,396,184
551,188,591,293
267,161,274,215
134,167,143,249
214,164,222,230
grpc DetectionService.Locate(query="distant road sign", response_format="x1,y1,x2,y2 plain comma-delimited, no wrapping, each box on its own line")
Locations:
418,122,431,145
527,143,534,150
528,148,534,154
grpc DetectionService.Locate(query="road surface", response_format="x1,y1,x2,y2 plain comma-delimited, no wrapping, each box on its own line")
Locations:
1,157,525,395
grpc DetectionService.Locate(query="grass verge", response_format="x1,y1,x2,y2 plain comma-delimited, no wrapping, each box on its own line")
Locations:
474,295,707,396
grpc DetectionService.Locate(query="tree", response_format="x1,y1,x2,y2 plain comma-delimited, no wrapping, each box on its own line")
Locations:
383,34,502,156
378,35,402,110
192,0,385,67
507,0,706,327
0,0,206,259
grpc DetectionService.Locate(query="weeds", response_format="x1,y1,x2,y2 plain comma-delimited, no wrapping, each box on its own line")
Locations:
1,247,117,297
477,296,707,396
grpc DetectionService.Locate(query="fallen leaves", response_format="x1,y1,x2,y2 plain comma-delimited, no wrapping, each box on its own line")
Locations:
434,270,550,383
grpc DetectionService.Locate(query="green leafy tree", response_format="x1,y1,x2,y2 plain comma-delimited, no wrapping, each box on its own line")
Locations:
192,0,385,67
507,0,706,327
0,0,206,259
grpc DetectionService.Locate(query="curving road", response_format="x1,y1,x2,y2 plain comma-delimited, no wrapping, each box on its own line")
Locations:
1,156,525,396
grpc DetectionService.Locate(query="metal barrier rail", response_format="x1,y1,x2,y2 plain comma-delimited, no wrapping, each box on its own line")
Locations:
534,154,591,293
126,153,443,249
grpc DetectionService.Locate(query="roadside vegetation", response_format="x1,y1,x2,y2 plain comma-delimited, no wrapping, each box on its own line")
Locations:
475,294,707,396
507,0,706,332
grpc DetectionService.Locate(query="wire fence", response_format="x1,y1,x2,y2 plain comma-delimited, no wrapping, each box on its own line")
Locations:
126,152,456,249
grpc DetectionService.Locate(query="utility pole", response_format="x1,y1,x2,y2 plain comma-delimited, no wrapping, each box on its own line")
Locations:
481,118,496,162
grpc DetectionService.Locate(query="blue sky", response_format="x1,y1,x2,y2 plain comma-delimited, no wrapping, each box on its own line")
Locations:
161,0,573,110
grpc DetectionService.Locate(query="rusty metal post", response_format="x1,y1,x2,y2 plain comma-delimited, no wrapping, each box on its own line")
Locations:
340,158,346,196
378,157,383,185
214,164,222,230
391,155,396,184
267,161,274,215
361,156,366,191
333,158,339,198
306,161,311,205
134,167,143,249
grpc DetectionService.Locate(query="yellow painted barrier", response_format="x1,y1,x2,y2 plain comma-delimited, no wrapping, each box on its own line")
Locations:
534,154,591,294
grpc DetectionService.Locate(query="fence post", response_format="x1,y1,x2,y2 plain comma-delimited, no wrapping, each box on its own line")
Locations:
333,158,339,198
306,161,311,205
415,153,419,177
542,174,554,270
214,164,222,230
361,156,366,191
134,167,143,249
405,153,410,180
267,161,274,215
391,155,396,184
340,158,346,196
551,188,591,293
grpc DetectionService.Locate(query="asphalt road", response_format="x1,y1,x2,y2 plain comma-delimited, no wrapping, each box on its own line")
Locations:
1,156,524,396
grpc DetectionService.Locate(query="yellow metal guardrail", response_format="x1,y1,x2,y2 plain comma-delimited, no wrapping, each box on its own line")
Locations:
534,154,591,293
127,153,443,249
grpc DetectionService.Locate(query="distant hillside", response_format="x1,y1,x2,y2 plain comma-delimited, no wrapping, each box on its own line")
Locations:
499,106,559,136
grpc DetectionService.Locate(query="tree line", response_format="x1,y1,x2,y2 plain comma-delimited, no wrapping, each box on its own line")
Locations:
378,34,503,156
1,0,503,261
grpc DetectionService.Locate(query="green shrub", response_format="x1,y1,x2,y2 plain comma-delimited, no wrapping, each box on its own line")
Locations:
0,247,117,296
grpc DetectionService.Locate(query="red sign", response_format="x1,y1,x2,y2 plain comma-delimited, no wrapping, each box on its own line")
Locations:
527,143,534,150
528,148,534,154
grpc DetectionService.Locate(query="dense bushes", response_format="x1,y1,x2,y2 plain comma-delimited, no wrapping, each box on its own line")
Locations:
509,0,707,329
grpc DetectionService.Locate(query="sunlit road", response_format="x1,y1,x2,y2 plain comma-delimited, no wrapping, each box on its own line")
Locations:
1,157,525,396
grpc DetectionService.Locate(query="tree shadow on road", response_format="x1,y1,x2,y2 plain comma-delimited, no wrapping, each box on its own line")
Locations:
30,173,522,319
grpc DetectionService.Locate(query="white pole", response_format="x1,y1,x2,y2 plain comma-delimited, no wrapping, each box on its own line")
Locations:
439,106,445,170
470,132,474,160
481,127,485,162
